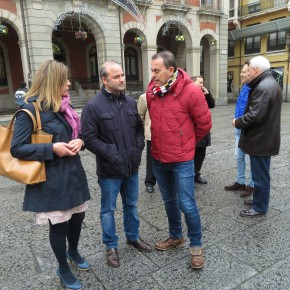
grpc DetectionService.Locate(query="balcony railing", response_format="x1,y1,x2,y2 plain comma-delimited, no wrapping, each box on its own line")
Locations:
239,0,287,17
200,0,221,10
163,0,184,4
162,0,191,12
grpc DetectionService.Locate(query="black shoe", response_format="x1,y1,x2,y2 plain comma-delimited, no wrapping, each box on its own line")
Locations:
195,176,207,184
127,237,153,252
146,185,154,193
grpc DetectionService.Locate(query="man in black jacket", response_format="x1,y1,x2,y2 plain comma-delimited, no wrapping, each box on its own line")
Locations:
233,56,282,217
191,76,215,184
81,61,152,268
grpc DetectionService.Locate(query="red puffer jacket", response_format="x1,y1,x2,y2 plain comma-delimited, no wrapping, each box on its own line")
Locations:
146,69,212,163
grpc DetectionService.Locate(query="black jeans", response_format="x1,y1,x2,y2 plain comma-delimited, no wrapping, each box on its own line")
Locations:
194,147,206,177
145,140,156,187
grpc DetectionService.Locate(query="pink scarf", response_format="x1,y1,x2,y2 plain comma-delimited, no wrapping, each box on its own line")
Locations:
59,94,81,139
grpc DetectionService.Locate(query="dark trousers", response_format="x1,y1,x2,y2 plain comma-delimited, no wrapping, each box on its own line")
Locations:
145,140,156,187
194,147,206,177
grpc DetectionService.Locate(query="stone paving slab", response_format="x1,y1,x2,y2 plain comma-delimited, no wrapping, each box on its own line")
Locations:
1,103,290,289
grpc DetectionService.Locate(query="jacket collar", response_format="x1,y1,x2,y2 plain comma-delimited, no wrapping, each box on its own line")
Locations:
101,86,126,101
248,69,272,89
147,68,191,99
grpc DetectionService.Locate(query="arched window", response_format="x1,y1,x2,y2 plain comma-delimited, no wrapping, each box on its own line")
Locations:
52,42,66,64
125,47,138,81
0,47,8,86
89,46,99,81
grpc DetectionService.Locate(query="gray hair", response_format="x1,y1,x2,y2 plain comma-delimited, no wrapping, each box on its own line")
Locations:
249,56,270,72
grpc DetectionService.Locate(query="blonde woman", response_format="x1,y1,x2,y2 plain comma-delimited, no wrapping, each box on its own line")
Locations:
11,60,90,290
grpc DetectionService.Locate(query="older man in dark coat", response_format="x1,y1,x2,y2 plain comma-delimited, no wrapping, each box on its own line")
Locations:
233,56,282,217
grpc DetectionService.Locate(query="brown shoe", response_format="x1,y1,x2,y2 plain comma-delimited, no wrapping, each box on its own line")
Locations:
106,248,120,268
244,199,253,206
127,237,153,252
224,181,246,191
190,248,204,269
240,185,254,197
155,237,186,251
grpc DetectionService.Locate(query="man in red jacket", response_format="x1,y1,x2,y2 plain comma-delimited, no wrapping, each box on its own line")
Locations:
146,51,212,269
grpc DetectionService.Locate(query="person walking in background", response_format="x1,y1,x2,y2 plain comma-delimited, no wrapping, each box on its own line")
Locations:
11,60,91,290
233,56,282,217
15,81,28,107
191,75,215,185
137,93,156,193
81,61,152,268
147,51,211,269
225,61,254,197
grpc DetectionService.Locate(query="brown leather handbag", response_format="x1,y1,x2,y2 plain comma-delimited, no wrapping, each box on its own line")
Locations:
0,103,52,184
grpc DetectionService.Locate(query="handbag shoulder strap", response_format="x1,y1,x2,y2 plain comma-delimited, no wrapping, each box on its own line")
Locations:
31,102,43,132
8,107,38,132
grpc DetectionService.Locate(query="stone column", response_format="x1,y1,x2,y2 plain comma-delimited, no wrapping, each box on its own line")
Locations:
209,45,219,100
141,45,157,92
17,40,30,85
186,46,200,77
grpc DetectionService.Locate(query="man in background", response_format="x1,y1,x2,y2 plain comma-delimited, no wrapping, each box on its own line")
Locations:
15,81,28,107
137,93,156,193
191,75,215,185
225,61,254,198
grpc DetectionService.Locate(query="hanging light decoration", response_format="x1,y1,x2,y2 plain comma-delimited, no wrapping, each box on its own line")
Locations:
175,35,184,42
134,36,144,46
75,13,87,40
0,23,8,36
75,30,87,40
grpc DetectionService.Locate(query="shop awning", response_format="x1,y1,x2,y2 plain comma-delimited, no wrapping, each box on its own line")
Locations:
229,18,290,41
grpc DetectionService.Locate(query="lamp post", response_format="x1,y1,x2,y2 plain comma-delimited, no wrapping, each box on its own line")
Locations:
285,37,290,102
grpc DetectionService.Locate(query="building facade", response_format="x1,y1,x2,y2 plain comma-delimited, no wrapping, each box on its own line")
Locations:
228,0,290,101
0,0,228,110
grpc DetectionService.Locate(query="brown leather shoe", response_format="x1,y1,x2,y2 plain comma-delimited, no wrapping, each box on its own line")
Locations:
106,248,120,268
240,185,254,197
244,199,253,206
224,181,246,191
127,237,153,252
190,248,204,269
155,237,186,251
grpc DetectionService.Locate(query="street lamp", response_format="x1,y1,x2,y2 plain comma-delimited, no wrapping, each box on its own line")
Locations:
285,36,290,102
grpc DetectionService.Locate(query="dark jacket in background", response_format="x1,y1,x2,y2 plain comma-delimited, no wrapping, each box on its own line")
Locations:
81,87,145,178
11,98,90,212
235,70,282,156
196,91,215,147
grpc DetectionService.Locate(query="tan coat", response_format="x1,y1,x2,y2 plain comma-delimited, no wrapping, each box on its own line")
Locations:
137,93,151,141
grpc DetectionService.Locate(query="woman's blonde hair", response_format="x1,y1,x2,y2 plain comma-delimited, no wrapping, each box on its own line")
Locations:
25,60,68,112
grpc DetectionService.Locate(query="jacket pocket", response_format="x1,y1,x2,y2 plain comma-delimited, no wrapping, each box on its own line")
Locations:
99,112,116,132
127,109,138,128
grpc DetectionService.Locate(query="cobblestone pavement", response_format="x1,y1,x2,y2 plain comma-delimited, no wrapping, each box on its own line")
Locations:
0,103,290,290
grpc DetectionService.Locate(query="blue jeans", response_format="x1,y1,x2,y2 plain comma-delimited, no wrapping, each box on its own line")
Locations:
250,156,271,213
235,129,254,187
98,173,140,248
152,159,202,247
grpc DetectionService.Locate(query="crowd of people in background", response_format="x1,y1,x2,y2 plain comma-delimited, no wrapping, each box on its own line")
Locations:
11,52,282,289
